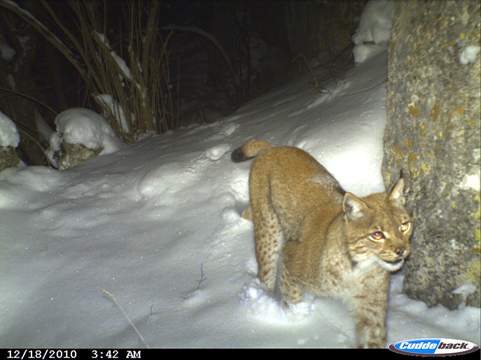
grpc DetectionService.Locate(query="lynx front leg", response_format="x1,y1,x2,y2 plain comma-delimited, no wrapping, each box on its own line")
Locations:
354,303,387,348
352,272,390,348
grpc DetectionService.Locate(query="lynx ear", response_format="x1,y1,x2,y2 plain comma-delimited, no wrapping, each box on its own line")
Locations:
343,192,368,220
389,178,406,207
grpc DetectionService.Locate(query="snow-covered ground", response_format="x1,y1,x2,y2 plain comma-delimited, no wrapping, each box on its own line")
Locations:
1,49,479,348
0,110,19,148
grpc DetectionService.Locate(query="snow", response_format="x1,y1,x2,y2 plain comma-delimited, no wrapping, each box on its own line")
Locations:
352,0,394,63
0,49,479,348
459,45,480,65
205,144,231,161
94,32,132,81
453,284,478,307
460,171,481,192
353,43,386,65
50,108,122,155
35,111,54,145
0,110,20,148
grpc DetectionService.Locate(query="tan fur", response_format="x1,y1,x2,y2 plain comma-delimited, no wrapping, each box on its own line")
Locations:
238,138,273,158
235,140,413,348
241,206,252,221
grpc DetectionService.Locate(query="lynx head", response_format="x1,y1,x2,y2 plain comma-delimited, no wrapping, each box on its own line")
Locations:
342,179,413,272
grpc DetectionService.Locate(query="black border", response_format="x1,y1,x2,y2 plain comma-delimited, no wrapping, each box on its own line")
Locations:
0,348,480,360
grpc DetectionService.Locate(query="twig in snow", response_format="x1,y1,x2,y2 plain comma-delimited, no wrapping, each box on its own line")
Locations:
101,289,150,348
181,263,207,299
150,305,162,316
196,263,207,290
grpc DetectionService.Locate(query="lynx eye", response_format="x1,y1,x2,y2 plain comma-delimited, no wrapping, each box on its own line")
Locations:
370,231,385,241
399,222,411,233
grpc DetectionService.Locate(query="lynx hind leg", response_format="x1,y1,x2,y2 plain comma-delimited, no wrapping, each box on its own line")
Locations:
253,206,283,292
280,266,303,306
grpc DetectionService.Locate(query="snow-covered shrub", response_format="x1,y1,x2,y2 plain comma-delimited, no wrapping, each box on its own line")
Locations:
0,110,20,171
48,108,121,170
352,0,394,63
0,1,178,142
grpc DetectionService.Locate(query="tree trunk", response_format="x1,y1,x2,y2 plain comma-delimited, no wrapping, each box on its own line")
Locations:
383,0,480,309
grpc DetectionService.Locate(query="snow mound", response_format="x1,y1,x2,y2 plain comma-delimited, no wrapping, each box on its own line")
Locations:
0,166,64,208
137,163,195,200
352,0,394,63
51,108,121,154
205,144,231,161
228,167,250,204
137,154,211,201
0,110,20,148
0,166,63,191
221,206,241,224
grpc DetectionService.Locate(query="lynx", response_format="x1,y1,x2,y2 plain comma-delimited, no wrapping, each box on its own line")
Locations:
232,139,412,348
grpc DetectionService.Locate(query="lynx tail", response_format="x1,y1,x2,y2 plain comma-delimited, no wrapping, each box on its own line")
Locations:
231,139,273,162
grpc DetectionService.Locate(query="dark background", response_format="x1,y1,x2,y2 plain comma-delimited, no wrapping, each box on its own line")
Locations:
0,0,367,164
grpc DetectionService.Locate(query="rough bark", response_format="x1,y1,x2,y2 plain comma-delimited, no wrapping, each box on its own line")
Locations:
383,0,480,309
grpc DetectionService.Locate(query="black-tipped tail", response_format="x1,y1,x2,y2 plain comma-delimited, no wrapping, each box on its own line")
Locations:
231,147,252,162
231,139,273,162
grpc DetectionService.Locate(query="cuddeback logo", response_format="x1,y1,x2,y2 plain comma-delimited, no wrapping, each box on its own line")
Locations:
389,338,479,357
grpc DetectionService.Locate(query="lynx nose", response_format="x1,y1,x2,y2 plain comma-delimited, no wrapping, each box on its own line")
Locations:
394,247,406,257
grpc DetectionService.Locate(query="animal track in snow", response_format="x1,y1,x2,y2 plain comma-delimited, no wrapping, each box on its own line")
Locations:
307,80,350,109
208,123,239,141
219,123,238,136
205,144,231,161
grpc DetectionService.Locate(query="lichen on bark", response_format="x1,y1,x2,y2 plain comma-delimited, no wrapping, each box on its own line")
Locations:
383,0,480,309
0,146,20,172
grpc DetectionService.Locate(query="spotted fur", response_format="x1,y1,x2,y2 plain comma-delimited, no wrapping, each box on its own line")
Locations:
232,140,413,348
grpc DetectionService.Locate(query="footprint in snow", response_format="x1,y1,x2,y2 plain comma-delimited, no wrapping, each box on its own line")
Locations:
307,80,351,109
219,123,238,136
208,123,239,140
205,144,231,161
